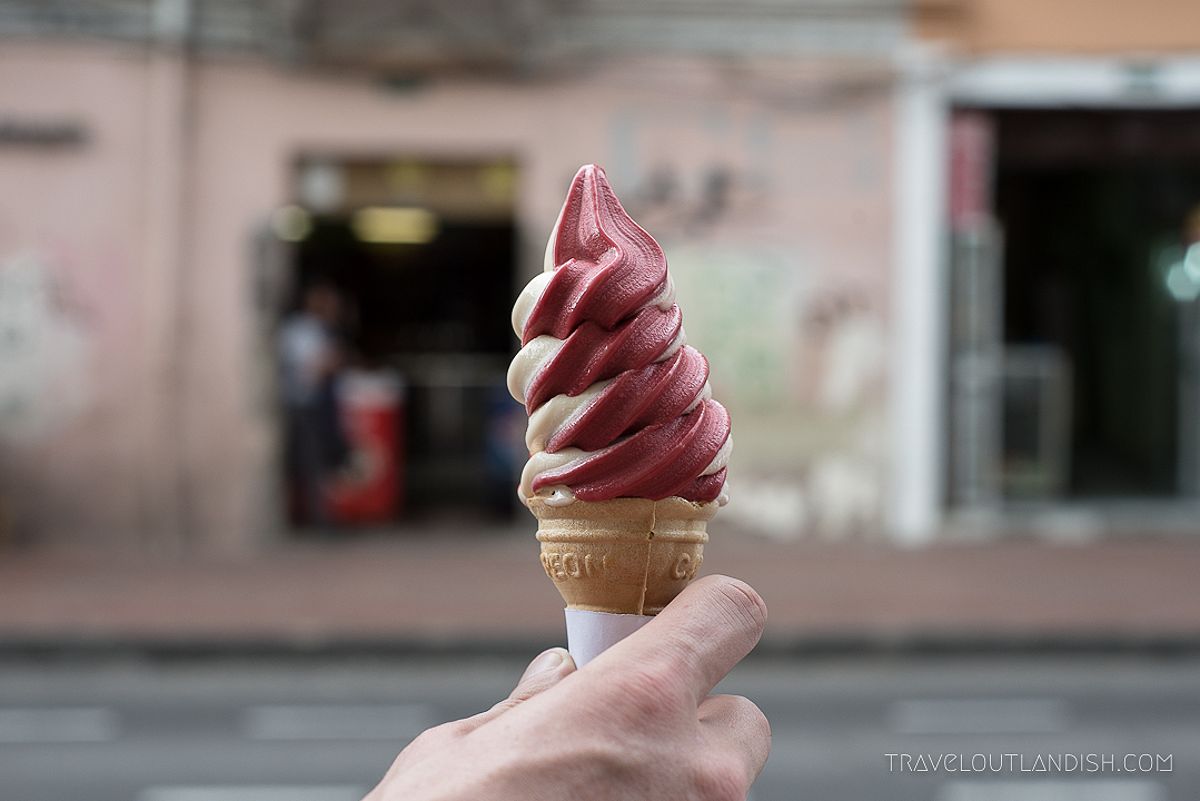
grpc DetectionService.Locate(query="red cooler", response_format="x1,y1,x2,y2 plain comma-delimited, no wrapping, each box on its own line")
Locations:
328,370,405,524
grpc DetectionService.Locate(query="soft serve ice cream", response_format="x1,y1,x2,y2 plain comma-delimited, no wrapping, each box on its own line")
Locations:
508,164,731,507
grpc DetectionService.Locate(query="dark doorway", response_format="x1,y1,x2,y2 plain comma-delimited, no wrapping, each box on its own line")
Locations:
993,109,1200,498
278,157,524,527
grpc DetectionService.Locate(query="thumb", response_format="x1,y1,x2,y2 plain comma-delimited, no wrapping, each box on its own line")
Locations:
511,647,576,701
457,647,576,733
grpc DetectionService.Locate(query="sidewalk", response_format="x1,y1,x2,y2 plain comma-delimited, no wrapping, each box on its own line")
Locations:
2,531,1200,652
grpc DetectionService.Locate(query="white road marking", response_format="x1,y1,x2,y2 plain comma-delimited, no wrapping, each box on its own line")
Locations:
242,703,435,741
888,698,1068,735
939,780,1165,801
138,786,366,801
0,707,119,743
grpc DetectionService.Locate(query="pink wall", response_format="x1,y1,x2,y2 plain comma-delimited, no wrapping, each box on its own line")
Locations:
0,44,152,548
0,42,894,551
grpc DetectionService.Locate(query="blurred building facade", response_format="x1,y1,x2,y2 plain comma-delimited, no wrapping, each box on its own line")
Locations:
916,0,1200,540
0,0,1197,553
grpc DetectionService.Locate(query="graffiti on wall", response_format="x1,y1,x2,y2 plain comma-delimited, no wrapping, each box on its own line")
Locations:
0,252,90,442
667,243,886,540
792,286,886,538
601,94,892,539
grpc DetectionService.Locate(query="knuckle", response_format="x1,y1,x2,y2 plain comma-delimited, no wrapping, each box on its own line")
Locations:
616,661,690,719
737,695,772,742
487,697,521,717
692,754,748,801
440,719,476,739
566,734,657,793
577,733,637,774
710,576,768,636
399,727,439,756
414,719,468,745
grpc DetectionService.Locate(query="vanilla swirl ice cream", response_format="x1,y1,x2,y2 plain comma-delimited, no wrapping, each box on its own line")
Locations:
508,164,731,508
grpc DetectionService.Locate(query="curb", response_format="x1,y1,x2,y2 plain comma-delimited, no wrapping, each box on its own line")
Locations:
2,632,1200,662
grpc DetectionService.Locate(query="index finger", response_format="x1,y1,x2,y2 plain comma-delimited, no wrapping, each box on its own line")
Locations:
589,574,767,703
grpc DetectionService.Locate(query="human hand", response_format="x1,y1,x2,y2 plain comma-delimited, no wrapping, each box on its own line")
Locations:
366,575,770,801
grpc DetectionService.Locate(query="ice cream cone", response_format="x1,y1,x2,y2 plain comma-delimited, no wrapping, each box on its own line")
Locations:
530,496,716,615
512,165,731,664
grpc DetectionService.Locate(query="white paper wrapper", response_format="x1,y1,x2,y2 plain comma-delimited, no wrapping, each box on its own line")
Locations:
565,609,652,667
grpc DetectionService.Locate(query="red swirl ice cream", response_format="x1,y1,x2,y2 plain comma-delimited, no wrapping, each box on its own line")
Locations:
508,164,731,507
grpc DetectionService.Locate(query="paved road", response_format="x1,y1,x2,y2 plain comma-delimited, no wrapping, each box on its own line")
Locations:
1,653,1196,801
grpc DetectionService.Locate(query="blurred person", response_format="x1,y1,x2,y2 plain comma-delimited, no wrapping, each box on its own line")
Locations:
279,281,350,527
366,575,770,801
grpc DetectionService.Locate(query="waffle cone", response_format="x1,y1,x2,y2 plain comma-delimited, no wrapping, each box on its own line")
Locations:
529,496,716,615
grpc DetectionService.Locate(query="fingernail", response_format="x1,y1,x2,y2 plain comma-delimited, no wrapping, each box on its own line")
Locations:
520,648,566,682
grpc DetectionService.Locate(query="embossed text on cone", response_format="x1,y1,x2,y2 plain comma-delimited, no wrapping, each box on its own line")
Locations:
530,497,716,615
